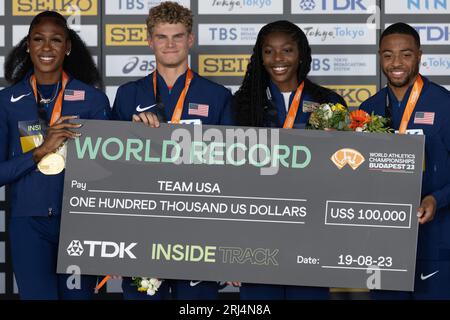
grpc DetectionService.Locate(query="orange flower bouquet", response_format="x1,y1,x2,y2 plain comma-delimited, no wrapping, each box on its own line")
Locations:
307,103,392,133
348,110,393,133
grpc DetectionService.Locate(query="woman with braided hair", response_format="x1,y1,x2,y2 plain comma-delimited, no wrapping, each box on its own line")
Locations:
232,20,346,299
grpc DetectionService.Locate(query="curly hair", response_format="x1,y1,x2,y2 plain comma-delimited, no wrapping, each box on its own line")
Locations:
146,1,193,36
4,10,102,87
233,20,339,127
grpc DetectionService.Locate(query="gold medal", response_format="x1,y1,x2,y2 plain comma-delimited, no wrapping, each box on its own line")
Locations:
37,152,65,175
31,72,69,176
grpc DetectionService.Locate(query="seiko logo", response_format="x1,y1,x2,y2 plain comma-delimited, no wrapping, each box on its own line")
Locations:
325,85,377,107
67,240,137,259
199,55,250,76
105,24,147,46
13,0,98,16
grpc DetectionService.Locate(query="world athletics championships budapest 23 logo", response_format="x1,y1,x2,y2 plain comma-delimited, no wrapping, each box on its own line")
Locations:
299,0,316,10
331,148,365,170
67,240,84,257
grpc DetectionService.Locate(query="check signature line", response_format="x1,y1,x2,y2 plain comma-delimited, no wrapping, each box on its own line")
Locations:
70,211,305,224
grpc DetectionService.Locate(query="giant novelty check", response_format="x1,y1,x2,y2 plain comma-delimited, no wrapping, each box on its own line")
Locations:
57,120,424,291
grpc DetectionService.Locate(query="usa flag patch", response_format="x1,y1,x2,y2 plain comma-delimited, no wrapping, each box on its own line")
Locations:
188,103,209,117
64,90,85,101
414,112,435,125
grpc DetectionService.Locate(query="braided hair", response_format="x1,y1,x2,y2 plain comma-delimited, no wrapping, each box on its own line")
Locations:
5,10,102,87
233,20,339,126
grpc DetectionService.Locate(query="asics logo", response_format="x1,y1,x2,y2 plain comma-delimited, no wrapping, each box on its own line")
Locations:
136,104,157,112
420,270,439,280
10,92,32,103
189,280,202,287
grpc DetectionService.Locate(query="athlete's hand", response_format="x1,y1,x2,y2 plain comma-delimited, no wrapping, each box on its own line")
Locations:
417,195,437,224
33,115,82,163
132,112,160,128
226,281,241,287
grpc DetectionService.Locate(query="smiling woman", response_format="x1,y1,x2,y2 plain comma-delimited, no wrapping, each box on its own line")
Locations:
232,20,348,300
233,20,348,129
27,19,71,84
0,11,111,300
261,32,301,92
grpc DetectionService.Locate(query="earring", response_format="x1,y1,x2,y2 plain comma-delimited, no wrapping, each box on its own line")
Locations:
66,51,71,56
26,48,29,53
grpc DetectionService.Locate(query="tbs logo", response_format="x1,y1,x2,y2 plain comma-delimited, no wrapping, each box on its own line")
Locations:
312,58,331,71
209,27,237,41
118,0,145,10
67,240,137,259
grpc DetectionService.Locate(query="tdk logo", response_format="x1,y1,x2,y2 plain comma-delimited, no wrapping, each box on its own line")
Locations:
299,0,316,10
67,240,137,259
414,25,450,42
67,240,84,257
299,0,367,10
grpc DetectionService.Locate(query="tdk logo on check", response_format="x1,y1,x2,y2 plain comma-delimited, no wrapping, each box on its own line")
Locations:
67,240,137,259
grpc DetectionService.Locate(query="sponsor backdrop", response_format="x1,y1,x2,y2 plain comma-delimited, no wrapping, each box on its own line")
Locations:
0,0,449,299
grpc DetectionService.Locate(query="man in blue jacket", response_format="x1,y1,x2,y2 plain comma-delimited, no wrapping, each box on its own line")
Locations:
112,1,232,300
359,22,450,299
